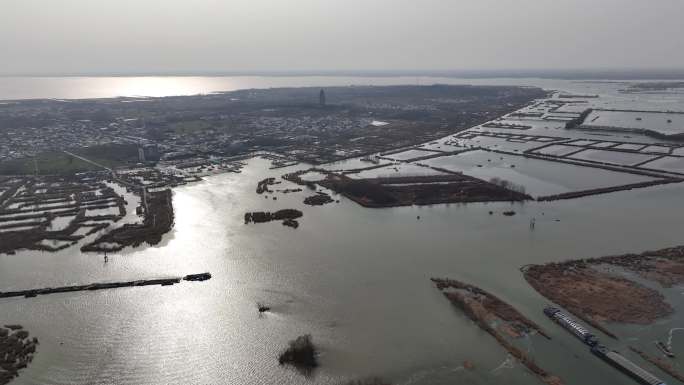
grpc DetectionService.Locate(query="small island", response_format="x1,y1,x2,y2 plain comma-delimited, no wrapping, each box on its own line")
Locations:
278,334,318,374
303,192,335,206
522,245,684,338
0,325,38,385
244,209,303,228
256,178,280,194
319,174,531,208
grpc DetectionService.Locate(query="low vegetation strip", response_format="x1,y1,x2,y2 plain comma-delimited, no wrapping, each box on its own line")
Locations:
432,278,550,339
629,346,684,383
432,278,561,385
536,178,683,201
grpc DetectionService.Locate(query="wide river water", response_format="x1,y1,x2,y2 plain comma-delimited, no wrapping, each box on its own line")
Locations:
1,156,683,385
1,76,684,385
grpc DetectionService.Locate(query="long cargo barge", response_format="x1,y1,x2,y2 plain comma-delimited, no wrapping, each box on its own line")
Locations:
0,273,212,299
592,345,667,385
544,306,599,346
544,306,667,385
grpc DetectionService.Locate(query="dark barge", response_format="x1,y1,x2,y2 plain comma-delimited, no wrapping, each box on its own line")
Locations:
544,306,599,346
0,273,212,299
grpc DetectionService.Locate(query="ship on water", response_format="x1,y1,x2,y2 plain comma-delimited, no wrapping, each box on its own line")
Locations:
543,306,599,346
544,306,667,385
592,345,667,385
655,341,675,358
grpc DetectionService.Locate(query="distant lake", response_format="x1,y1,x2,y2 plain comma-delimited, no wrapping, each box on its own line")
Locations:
0,76,615,101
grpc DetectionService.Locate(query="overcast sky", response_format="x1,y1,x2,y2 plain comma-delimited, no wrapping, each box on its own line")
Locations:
1,0,683,75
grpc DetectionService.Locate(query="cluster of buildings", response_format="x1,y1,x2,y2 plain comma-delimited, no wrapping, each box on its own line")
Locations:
0,85,546,170
0,121,116,161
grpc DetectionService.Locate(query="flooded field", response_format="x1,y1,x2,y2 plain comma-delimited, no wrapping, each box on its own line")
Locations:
420,150,655,197
382,149,442,162
568,149,656,167
641,156,684,174
534,144,582,157
585,110,684,136
348,163,447,179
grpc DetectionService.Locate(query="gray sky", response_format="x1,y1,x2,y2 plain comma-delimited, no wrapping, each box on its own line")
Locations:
1,0,683,75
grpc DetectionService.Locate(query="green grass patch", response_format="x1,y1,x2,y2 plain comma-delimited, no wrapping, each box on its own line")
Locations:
0,143,141,175
0,152,99,175
73,143,140,168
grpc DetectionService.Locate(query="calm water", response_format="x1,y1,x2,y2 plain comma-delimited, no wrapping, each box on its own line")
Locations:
2,157,684,385
1,77,684,384
0,75,678,103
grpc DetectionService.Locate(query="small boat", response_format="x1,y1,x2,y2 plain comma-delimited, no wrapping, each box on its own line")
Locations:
184,273,212,282
655,341,675,358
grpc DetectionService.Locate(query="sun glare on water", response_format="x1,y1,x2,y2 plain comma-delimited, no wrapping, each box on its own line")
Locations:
104,77,228,98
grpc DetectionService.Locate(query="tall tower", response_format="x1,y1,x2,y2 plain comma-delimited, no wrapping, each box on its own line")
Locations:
138,145,146,163
319,89,326,106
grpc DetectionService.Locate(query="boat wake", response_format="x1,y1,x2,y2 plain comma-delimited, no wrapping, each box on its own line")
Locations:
492,354,516,373
666,327,684,351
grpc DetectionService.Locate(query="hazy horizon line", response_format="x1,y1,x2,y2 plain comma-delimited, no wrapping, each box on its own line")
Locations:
2,68,684,80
